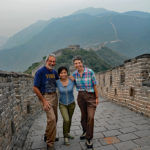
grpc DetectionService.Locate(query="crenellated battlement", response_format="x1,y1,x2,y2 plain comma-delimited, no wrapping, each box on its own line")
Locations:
96,54,150,117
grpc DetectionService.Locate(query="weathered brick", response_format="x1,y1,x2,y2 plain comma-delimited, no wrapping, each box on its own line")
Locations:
0,71,41,149
96,54,150,117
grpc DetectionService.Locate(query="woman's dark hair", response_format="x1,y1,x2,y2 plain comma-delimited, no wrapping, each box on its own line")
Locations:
58,66,68,75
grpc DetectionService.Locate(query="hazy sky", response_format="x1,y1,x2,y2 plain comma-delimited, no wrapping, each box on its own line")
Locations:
0,0,150,37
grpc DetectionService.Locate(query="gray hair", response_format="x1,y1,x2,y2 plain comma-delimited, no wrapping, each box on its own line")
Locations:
45,53,56,63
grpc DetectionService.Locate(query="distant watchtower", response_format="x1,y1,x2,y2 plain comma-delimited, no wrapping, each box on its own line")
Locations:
68,45,80,50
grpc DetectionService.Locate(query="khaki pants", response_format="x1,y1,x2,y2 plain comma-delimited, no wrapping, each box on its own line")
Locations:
59,102,75,137
77,91,96,140
43,93,58,147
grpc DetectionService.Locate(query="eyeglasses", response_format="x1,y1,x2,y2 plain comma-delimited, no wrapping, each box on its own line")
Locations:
48,60,56,63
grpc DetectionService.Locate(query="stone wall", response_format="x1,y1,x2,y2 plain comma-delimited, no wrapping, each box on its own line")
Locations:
0,71,41,150
96,54,150,117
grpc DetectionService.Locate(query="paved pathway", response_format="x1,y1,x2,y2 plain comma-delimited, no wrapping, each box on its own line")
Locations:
24,96,150,150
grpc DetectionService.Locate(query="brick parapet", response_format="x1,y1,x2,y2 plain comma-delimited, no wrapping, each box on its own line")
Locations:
96,54,150,117
0,71,41,150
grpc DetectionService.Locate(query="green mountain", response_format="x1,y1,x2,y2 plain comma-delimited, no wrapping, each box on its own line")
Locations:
55,48,110,73
25,46,127,74
0,8,149,72
96,47,128,67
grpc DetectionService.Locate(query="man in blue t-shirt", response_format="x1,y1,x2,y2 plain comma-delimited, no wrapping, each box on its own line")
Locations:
33,54,59,150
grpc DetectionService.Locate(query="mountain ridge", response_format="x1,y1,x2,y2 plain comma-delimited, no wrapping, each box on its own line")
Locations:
0,7,149,72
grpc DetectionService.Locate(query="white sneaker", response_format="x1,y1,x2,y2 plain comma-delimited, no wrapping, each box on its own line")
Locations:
64,137,70,145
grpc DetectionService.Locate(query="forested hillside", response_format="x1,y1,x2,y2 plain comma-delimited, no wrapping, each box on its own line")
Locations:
25,47,127,74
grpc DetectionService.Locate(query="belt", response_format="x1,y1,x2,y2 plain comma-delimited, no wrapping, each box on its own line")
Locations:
42,92,56,95
79,91,95,94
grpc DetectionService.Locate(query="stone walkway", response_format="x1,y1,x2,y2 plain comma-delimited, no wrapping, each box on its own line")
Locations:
23,96,150,150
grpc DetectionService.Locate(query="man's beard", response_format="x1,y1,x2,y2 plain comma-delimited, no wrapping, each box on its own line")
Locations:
46,64,54,70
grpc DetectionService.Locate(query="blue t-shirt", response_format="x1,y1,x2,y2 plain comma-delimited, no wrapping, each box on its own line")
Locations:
56,79,74,105
34,66,59,94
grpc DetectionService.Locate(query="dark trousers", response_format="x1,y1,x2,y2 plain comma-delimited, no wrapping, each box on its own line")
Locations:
77,91,97,140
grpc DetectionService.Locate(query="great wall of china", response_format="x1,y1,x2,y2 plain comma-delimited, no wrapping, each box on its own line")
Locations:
0,54,150,149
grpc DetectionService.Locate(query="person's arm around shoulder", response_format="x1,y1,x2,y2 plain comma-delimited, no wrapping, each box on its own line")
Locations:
69,75,75,81
69,73,77,87
33,86,51,111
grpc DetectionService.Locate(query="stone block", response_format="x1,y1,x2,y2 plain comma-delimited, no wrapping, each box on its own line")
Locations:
133,136,150,146
134,130,150,137
94,145,117,150
119,127,137,133
93,132,104,139
114,141,138,150
103,130,121,137
117,133,138,141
